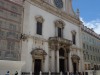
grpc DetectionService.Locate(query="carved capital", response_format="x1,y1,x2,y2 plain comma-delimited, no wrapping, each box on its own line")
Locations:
71,30,76,35
35,15,44,23
20,33,27,41
55,20,65,28
71,55,80,63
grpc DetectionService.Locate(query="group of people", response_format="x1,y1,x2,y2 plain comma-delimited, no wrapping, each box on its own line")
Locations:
69,72,83,75
5,71,18,75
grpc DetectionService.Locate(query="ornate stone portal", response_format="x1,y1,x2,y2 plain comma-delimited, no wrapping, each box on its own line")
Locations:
30,48,47,72
71,55,80,74
49,37,72,72
31,48,47,62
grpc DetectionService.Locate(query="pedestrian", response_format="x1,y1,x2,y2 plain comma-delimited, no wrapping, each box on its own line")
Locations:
5,71,10,75
15,71,18,75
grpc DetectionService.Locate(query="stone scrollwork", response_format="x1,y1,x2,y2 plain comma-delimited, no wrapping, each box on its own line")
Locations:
55,19,65,28
71,30,76,35
71,55,80,63
31,48,47,62
35,15,44,23
20,33,27,41
31,0,81,25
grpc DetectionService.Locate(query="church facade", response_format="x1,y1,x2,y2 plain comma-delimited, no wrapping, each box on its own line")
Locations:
1,0,100,75
21,0,82,74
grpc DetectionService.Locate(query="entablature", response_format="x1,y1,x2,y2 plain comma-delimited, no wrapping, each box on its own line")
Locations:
29,0,81,25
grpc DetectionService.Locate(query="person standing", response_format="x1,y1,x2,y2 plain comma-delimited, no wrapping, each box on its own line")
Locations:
5,71,10,75
15,71,18,75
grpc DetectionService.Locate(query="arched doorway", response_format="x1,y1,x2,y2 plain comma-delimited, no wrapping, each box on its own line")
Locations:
59,48,65,72
31,48,47,74
34,59,42,74
71,55,80,74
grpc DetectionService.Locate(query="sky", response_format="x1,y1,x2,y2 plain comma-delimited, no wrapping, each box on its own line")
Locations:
72,0,100,34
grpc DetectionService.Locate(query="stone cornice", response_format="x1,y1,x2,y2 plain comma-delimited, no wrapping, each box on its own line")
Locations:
81,25,100,40
28,0,82,26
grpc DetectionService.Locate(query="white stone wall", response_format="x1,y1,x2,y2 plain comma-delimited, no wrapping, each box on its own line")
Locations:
21,1,82,72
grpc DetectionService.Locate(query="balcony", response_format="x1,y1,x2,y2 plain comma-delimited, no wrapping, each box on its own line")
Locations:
49,37,72,45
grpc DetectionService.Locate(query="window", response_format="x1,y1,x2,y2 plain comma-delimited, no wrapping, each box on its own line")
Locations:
9,23,16,30
87,45,88,50
8,32,18,39
36,22,42,35
58,27,62,37
88,55,89,60
35,16,44,35
11,12,17,17
85,64,87,70
91,55,92,60
0,30,5,38
0,51,1,56
88,64,90,70
0,20,2,27
0,9,3,13
71,30,76,45
90,46,91,50
83,43,85,49
94,56,95,61
7,41,15,50
72,34,76,44
0,1,4,7
11,5,18,11
93,47,94,51
55,20,64,38
84,54,86,60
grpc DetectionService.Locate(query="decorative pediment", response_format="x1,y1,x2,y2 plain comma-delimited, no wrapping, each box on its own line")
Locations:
71,30,76,35
20,33,27,41
31,48,47,56
35,16,44,23
71,55,80,63
55,20,65,28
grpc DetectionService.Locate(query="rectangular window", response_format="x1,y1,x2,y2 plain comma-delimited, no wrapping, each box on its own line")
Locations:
94,56,95,61
0,30,5,38
0,1,4,7
83,43,85,49
91,55,92,60
87,45,89,50
0,20,2,27
90,46,91,50
36,22,42,35
72,34,76,44
58,27,62,37
7,41,15,50
88,55,89,60
84,54,86,60
9,23,16,31
11,5,18,11
0,51,1,56
85,64,87,70
88,64,90,70
11,12,17,17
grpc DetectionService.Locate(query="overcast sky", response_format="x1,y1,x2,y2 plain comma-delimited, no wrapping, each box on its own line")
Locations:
73,0,100,34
